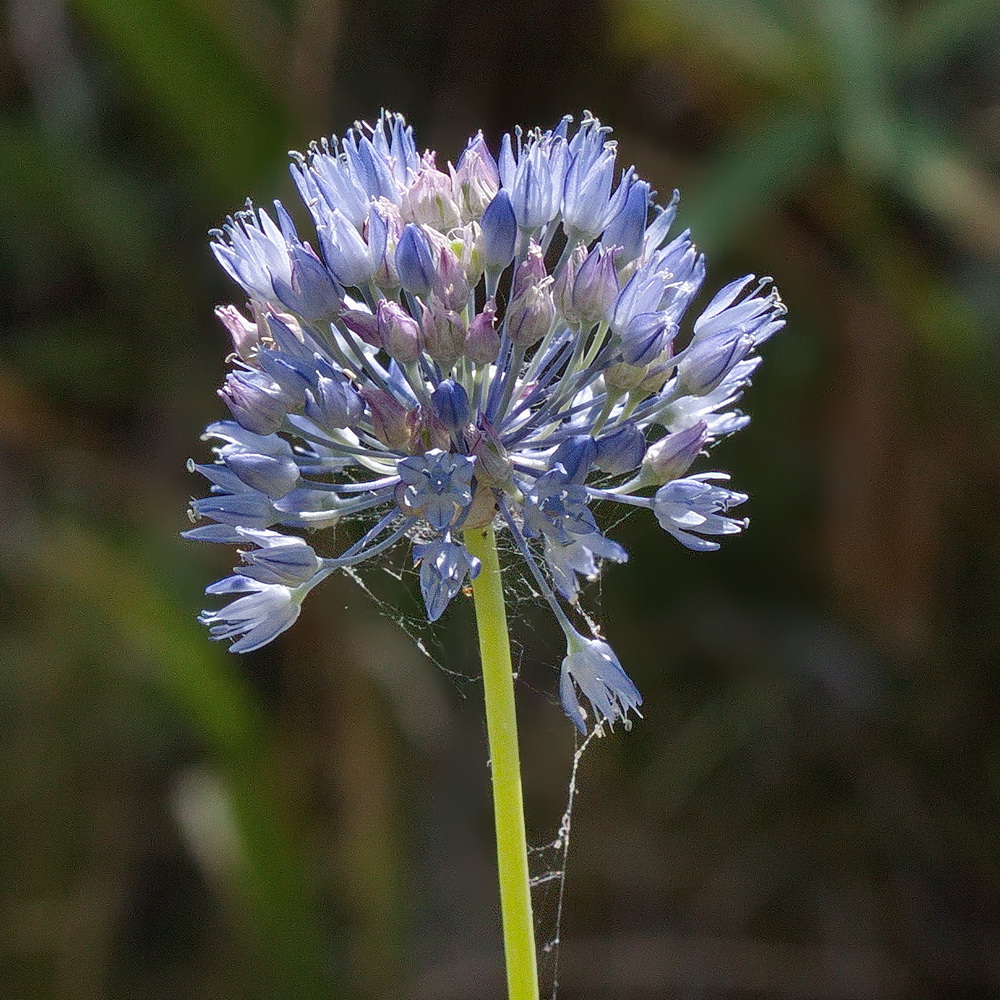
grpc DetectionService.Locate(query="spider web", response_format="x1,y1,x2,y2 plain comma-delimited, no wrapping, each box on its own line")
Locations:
334,512,625,999
529,728,599,999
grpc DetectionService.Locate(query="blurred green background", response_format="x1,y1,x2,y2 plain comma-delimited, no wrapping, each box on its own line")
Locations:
2,0,999,997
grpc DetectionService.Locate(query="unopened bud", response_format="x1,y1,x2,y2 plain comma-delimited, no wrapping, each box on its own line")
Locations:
507,243,554,349
634,359,674,396
255,349,311,410
465,300,500,364
341,309,381,348
219,371,287,436
431,379,471,432
224,452,300,499
679,332,753,395
573,244,619,325
361,387,410,450
551,435,597,483
237,531,321,586
420,297,467,364
432,243,471,312
603,361,646,393
480,190,517,271
403,151,462,231
505,280,554,349
396,223,436,297
594,422,646,475
367,202,401,291
512,241,547,298
451,133,500,221
452,222,485,288
602,179,650,264
376,299,422,363
553,244,588,324
642,421,707,484
305,366,364,432
286,243,343,320
620,311,674,367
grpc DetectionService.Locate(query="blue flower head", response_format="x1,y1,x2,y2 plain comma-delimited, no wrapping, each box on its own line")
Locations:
187,111,784,734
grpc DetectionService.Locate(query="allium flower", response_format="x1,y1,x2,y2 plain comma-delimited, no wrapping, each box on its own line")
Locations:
186,111,784,733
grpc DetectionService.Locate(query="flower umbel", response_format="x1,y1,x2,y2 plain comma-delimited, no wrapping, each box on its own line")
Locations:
187,111,784,734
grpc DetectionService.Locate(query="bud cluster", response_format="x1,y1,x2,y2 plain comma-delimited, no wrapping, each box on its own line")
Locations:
188,111,784,733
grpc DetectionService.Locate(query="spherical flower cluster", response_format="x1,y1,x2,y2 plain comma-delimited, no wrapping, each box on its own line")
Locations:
186,111,784,734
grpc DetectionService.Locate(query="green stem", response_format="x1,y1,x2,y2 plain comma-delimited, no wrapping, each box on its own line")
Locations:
464,524,540,1000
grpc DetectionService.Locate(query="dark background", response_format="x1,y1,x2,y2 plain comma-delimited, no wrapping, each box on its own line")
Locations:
2,0,999,997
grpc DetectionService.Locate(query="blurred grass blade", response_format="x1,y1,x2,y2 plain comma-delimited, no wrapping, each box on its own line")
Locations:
68,0,287,193
813,173,986,364
893,119,1000,259
0,119,157,281
804,0,897,176
900,0,1000,69
614,0,812,90
681,104,829,255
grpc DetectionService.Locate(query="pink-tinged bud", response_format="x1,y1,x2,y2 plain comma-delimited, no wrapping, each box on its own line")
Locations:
367,200,402,291
219,370,287,435
643,421,707,484
405,405,451,453
420,297,467,364
215,304,260,361
361,388,410,450
341,309,381,348
465,300,500,364
573,244,619,325
554,244,619,328
451,132,500,221
506,241,554,348
376,299,422,363
506,279,555,349
432,242,471,312
403,151,462,231
553,244,588,324
512,241,547,299
453,222,485,288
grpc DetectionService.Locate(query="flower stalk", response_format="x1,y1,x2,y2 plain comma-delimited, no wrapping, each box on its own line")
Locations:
465,524,539,1000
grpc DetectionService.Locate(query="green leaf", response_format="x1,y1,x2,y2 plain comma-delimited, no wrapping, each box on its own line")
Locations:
69,0,288,194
